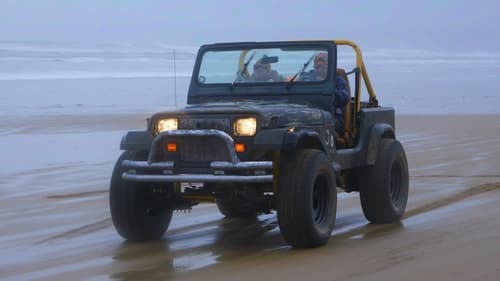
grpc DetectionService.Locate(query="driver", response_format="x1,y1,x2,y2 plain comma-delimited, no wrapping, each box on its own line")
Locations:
310,52,350,134
249,59,282,82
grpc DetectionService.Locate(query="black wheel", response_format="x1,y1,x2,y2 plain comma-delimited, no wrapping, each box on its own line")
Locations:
110,151,173,241
359,139,409,223
277,149,337,248
215,197,256,218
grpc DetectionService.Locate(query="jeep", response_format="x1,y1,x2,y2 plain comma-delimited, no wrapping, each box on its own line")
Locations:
110,40,409,248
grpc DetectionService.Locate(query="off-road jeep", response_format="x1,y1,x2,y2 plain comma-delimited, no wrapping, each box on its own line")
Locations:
110,40,409,248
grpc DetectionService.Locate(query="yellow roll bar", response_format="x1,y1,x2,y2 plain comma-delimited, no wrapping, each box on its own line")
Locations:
334,40,377,112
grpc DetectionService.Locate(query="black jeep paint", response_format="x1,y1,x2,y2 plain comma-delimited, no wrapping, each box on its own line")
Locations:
123,99,395,170
112,40,407,248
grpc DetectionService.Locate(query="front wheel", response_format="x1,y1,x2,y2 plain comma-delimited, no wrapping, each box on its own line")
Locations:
359,139,409,223
277,149,337,248
110,151,173,241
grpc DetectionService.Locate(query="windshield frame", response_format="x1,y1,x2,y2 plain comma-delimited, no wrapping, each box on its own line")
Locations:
188,41,337,102
194,41,335,86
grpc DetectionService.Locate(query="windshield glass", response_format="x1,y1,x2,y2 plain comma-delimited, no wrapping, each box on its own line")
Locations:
197,47,329,85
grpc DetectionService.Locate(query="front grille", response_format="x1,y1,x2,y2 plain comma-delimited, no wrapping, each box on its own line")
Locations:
180,118,231,132
149,129,238,165
174,135,230,162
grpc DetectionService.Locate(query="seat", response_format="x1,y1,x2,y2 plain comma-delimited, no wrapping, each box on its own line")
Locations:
335,68,353,147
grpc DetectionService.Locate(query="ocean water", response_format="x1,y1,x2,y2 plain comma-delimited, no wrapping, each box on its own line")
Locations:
1,41,500,116
1,41,499,191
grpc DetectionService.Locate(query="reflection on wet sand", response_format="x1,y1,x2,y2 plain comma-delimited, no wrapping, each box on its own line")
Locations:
110,242,174,281
109,203,416,280
118,181,498,280
110,214,284,280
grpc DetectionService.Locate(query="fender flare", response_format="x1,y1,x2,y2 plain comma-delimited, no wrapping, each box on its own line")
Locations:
366,123,395,165
283,130,329,153
120,131,154,151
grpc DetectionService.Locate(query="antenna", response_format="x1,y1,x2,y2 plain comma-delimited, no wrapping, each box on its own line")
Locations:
173,48,178,108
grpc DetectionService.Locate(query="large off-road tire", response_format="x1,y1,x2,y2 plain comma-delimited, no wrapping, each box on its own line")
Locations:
277,149,337,248
359,139,409,223
110,151,173,241
215,197,256,218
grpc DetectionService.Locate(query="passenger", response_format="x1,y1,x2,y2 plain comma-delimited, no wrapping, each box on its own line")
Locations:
312,52,328,80
309,52,350,134
250,60,282,82
333,73,350,135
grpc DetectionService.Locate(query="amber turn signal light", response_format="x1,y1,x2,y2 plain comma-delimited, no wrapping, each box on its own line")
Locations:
166,142,177,152
234,143,245,153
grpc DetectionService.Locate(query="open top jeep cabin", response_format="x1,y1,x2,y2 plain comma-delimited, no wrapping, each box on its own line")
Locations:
110,40,409,248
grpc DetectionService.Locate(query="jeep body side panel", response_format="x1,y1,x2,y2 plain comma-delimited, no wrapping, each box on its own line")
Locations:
334,107,394,171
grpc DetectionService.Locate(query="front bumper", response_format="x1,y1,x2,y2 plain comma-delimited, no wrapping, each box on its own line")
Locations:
121,129,274,183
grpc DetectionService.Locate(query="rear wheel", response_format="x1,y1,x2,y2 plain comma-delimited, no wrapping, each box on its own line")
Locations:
277,149,337,248
359,139,409,223
110,151,173,241
215,196,257,218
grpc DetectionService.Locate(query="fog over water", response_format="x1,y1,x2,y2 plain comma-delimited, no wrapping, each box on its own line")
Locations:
1,1,499,50
1,1,500,115
1,41,500,115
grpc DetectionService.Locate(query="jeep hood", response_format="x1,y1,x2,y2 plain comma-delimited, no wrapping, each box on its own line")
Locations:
154,100,327,128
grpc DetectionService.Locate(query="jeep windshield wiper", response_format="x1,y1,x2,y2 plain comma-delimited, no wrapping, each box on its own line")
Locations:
230,51,256,90
286,54,315,89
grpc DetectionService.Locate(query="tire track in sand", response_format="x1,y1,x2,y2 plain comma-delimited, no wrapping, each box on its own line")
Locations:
35,218,111,245
411,174,500,178
35,183,500,246
46,189,107,199
333,182,500,241
404,182,500,218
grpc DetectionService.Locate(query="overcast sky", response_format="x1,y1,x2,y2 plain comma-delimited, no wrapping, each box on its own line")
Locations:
1,0,499,51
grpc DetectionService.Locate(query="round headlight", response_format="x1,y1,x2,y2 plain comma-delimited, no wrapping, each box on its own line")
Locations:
233,117,257,136
157,118,178,133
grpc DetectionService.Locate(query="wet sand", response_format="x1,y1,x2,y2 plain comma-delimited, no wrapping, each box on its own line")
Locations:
1,114,500,280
